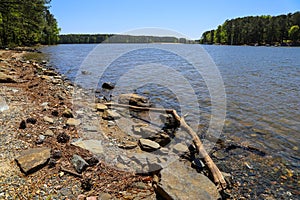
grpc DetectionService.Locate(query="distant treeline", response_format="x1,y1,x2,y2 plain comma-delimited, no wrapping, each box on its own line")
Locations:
200,12,300,46
58,34,195,44
0,0,60,47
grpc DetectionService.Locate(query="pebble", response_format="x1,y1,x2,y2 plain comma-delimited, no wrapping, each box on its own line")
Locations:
43,116,54,124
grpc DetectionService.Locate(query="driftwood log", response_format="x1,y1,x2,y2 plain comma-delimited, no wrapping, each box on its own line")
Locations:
105,102,227,189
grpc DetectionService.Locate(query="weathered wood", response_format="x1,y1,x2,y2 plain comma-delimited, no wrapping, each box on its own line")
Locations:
60,167,83,178
104,102,227,189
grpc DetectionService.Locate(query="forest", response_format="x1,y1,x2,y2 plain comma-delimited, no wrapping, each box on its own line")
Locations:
0,0,59,47
58,34,195,44
200,12,300,46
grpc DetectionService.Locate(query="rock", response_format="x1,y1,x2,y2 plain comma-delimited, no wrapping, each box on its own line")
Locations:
86,156,99,166
102,109,121,120
139,138,160,152
99,193,112,200
71,139,104,155
36,135,46,144
156,160,221,200
81,70,91,75
66,118,81,126
96,103,108,111
81,178,93,191
118,141,137,149
62,108,73,118
51,150,62,159
51,110,58,117
0,72,16,83
86,197,98,200
26,118,37,124
44,130,54,137
15,147,51,174
0,97,9,112
102,82,115,90
107,120,115,127
83,125,98,132
160,114,178,128
19,120,26,129
173,143,189,153
43,116,54,124
72,154,89,173
56,132,70,143
118,93,150,107
147,133,171,146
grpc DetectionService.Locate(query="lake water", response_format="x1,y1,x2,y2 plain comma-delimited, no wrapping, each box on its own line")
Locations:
42,44,300,168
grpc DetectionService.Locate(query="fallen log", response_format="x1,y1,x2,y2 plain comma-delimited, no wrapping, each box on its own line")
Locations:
105,102,227,189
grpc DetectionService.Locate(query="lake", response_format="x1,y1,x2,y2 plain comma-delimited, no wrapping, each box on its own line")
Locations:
42,44,300,168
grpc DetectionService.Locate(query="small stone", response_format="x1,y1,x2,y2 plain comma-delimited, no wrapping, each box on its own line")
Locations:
139,138,160,152
43,116,54,124
36,135,46,144
15,148,51,174
51,110,59,116
96,103,108,111
62,108,73,118
86,156,99,166
102,109,121,120
48,158,56,168
72,154,89,173
26,118,37,124
44,130,54,137
86,197,97,200
99,193,112,200
107,120,115,127
66,118,81,126
173,143,189,153
102,82,115,90
19,120,26,129
52,150,62,159
57,132,70,143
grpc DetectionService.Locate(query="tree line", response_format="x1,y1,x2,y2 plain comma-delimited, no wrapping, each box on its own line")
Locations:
0,0,60,47
200,12,300,46
58,34,195,44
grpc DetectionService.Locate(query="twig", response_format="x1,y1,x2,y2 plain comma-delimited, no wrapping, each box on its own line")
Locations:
60,167,83,178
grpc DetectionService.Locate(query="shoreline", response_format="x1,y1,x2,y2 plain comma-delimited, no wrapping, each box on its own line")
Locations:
0,49,299,199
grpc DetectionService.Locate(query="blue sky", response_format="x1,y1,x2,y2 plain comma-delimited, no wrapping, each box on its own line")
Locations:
50,0,300,39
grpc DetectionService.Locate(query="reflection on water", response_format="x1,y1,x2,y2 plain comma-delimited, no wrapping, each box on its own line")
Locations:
42,44,300,168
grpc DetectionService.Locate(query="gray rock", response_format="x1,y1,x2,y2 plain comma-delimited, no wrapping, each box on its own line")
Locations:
71,139,104,155
43,116,54,124
0,96,9,112
118,93,149,107
139,138,160,152
102,109,121,120
15,147,51,174
72,154,89,173
66,118,81,126
173,143,189,154
157,160,221,200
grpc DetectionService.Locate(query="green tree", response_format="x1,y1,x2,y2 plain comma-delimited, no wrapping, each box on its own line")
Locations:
288,25,300,44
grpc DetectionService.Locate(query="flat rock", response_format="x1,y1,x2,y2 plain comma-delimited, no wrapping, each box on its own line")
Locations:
157,160,221,200
139,138,160,152
72,154,89,173
71,139,104,155
66,118,81,126
173,143,189,153
62,108,73,118
102,82,115,90
43,116,54,124
102,109,121,120
15,147,51,174
96,103,108,111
